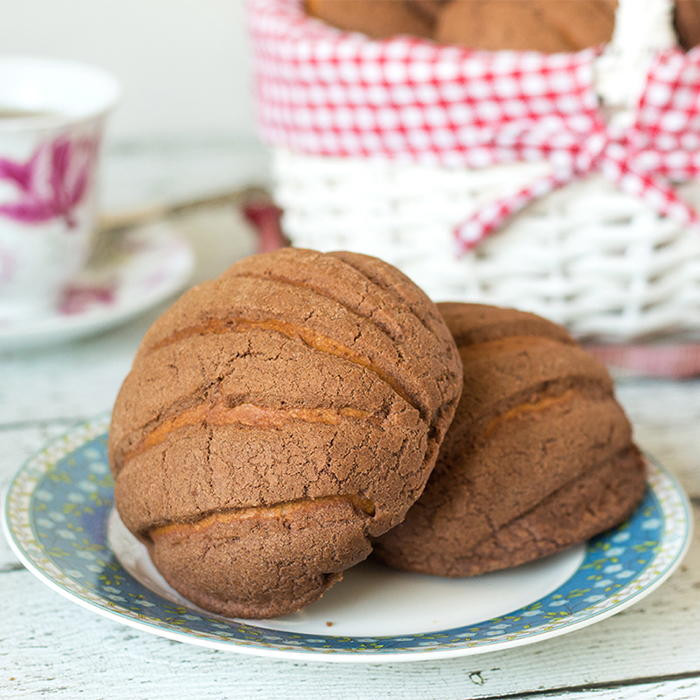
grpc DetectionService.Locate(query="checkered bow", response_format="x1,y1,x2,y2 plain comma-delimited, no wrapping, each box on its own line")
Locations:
250,0,700,252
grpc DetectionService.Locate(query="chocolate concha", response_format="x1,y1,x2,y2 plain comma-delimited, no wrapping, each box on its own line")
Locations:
305,0,441,39
435,0,617,52
374,302,646,577
109,248,462,618
306,0,617,52
675,0,700,49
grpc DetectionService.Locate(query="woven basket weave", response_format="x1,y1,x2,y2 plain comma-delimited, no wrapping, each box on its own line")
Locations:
265,0,700,342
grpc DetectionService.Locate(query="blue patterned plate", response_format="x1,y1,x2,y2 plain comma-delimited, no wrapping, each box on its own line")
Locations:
3,415,692,662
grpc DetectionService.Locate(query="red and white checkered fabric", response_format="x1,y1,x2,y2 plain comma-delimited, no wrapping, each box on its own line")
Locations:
249,0,700,252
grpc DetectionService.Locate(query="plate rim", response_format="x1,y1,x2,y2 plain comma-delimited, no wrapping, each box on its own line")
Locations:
2,414,694,663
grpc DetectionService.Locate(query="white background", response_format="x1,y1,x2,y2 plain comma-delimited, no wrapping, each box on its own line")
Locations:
0,0,258,144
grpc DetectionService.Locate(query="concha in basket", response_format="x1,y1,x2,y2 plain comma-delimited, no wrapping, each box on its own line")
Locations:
253,0,700,342
435,0,617,51
675,0,700,49
374,302,647,576
306,0,439,39
108,248,462,618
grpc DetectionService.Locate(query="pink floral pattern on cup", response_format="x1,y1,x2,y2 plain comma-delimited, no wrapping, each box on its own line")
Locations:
0,135,98,228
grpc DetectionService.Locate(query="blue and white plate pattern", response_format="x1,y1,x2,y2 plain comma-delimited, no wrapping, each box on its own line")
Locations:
2,415,692,662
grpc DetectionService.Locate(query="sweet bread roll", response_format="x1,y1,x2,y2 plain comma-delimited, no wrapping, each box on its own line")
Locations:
305,0,616,51
305,0,442,39
109,248,462,617
375,303,646,577
675,0,700,49
435,0,617,52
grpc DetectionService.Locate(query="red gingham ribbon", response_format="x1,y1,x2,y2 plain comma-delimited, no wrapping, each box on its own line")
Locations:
249,0,700,252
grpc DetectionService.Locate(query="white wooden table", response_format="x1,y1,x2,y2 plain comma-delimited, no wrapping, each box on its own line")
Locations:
1,184,698,699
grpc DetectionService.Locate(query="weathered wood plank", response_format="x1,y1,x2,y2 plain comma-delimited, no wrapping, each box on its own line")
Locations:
1,504,698,699
514,676,700,699
617,380,700,498
0,312,150,426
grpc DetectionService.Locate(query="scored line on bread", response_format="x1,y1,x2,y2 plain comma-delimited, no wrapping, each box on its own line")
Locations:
143,316,421,414
113,401,378,470
148,494,376,541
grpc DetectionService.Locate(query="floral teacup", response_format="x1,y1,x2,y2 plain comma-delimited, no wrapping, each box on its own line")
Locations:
0,56,119,321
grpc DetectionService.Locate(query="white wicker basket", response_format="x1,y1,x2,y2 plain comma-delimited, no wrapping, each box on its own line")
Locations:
265,0,700,342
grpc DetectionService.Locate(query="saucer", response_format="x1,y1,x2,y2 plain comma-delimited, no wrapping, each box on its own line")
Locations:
0,224,193,351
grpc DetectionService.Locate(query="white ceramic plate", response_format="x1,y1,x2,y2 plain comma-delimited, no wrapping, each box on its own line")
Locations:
0,224,193,350
3,415,693,662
